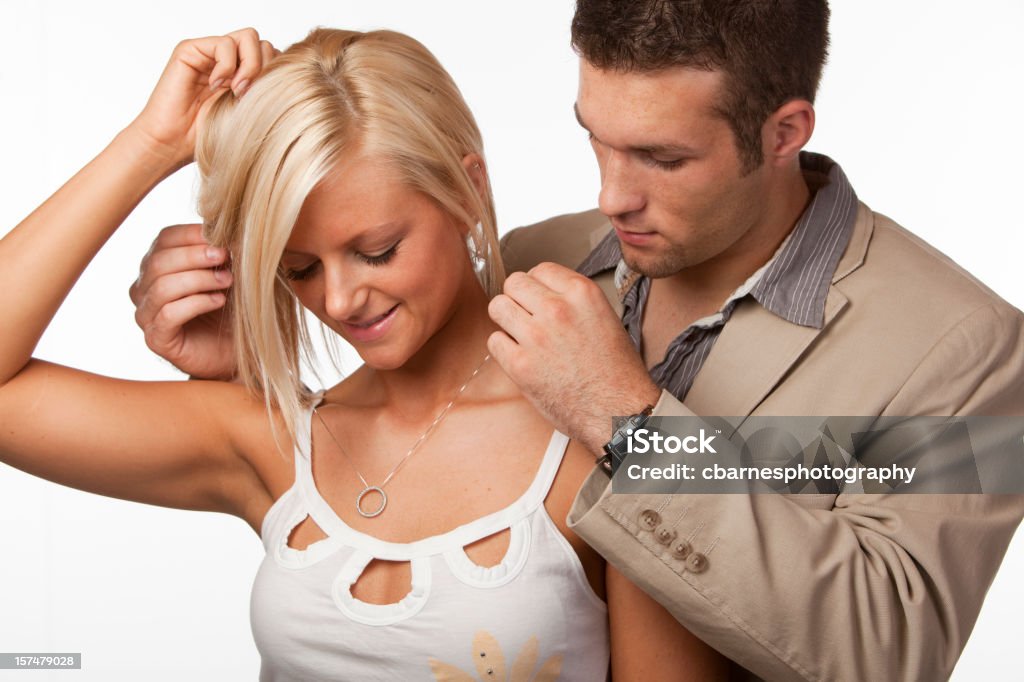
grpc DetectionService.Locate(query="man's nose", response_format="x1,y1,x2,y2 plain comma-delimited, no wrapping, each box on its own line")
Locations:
598,151,645,218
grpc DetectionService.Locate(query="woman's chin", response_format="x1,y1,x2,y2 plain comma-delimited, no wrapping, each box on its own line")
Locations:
353,343,416,372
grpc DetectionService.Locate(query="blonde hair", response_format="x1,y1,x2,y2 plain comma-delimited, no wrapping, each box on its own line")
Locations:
195,28,505,447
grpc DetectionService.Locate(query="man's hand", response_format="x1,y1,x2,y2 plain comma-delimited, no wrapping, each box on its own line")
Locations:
129,224,238,380
487,262,661,455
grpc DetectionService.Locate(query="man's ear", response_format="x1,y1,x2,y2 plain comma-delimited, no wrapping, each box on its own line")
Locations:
763,99,815,167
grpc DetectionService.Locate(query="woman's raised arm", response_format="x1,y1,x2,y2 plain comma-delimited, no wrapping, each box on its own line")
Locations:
0,30,280,529
0,29,273,383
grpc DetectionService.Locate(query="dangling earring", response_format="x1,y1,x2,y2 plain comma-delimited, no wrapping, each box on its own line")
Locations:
466,221,487,277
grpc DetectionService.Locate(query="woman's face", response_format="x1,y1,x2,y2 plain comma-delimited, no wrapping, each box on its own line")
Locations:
281,151,480,369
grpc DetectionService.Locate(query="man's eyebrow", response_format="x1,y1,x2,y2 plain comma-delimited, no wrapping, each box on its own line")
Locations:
574,102,696,156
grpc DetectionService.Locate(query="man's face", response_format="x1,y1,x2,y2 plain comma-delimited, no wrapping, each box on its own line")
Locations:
576,61,773,279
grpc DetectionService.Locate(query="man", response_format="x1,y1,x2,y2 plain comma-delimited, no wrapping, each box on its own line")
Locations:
482,2,1023,680
130,1,1023,679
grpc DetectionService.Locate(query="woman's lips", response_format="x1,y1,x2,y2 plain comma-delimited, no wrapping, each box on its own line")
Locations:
341,304,399,343
614,226,658,246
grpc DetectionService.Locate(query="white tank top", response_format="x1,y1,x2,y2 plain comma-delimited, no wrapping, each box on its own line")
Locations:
250,396,610,681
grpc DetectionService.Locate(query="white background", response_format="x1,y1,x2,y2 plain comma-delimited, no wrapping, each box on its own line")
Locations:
0,1,1020,679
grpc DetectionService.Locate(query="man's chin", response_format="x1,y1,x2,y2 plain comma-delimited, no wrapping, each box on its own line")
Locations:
622,252,689,279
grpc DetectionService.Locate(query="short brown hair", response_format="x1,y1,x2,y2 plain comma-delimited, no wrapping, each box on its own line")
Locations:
571,0,830,171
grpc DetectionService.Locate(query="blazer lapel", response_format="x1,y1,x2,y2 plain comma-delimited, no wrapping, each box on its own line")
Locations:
593,270,624,318
684,289,848,417
685,203,875,418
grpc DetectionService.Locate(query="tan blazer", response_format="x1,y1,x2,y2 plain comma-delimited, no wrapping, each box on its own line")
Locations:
500,204,1024,681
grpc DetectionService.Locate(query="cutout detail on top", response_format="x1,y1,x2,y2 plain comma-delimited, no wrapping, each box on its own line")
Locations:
462,527,512,568
286,514,329,551
350,558,414,606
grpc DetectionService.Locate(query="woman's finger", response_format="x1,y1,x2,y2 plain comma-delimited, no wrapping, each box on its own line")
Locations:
227,27,263,96
132,242,229,303
135,268,232,328
259,40,277,67
144,292,229,353
202,35,243,91
152,223,208,250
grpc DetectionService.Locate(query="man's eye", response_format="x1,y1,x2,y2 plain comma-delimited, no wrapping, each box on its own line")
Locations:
283,262,319,281
359,241,401,267
645,156,686,170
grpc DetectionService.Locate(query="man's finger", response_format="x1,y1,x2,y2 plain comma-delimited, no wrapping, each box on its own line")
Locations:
486,330,521,373
487,293,534,342
525,261,583,294
502,271,558,314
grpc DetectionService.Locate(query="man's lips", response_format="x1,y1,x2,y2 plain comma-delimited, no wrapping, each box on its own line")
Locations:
614,226,658,246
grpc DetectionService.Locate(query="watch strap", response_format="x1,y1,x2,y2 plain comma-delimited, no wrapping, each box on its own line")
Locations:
598,404,654,477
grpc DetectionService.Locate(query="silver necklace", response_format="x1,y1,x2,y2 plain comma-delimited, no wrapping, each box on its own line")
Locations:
313,353,491,519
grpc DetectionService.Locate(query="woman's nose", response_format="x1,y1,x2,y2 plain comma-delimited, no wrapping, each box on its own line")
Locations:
322,263,369,322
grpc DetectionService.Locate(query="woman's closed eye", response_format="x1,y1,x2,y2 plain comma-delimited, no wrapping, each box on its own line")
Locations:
282,240,401,281
358,240,400,267
283,261,320,282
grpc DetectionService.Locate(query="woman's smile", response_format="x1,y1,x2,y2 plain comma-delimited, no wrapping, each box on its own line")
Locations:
340,303,400,342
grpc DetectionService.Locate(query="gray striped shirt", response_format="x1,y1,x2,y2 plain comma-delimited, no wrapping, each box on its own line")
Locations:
576,152,858,401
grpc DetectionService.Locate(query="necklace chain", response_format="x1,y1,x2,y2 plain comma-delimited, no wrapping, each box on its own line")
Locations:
313,352,491,518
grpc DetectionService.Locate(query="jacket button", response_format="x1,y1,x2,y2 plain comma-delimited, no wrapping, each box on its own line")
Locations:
686,552,709,574
671,540,692,560
655,526,678,545
638,509,662,531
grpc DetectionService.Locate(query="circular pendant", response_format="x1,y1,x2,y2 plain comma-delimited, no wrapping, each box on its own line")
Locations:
356,486,387,518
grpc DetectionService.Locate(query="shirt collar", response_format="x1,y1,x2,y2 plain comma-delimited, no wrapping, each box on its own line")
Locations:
575,151,858,329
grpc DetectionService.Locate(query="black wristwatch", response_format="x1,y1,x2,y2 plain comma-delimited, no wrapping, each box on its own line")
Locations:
598,404,654,477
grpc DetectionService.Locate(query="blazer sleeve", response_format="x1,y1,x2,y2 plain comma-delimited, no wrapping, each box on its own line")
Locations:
567,303,1024,681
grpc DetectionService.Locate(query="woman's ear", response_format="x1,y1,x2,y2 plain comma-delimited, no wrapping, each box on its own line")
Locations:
462,153,488,205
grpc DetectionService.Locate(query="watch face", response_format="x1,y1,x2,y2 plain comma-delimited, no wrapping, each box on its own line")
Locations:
604,410,654,476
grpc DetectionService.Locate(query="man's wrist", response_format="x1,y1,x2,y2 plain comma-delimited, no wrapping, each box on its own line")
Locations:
598,402,655,477
589,380,662,463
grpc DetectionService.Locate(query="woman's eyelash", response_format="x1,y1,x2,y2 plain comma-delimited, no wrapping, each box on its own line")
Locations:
359,241,400,266
283,240,401,280
284,262,319,281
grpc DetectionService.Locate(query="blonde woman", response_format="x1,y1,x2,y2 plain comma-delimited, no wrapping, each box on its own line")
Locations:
0,27,727,680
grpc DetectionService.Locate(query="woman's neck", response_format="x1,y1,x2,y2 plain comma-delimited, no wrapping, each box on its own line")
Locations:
337,285,508,420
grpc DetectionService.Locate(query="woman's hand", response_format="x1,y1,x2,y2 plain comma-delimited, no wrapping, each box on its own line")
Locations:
129,223,239,380
128,28,277,171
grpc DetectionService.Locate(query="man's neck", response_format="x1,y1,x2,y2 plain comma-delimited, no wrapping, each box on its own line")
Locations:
640,168,812,366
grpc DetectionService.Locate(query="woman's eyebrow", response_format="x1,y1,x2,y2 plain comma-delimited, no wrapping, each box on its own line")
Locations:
283,221,405,257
